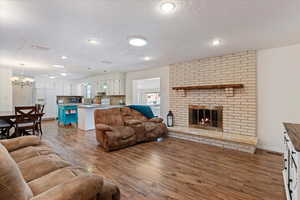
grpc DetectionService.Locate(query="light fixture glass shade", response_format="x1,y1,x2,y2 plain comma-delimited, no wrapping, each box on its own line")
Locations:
129,37,148,47
160,2,176,13
11,76,34,87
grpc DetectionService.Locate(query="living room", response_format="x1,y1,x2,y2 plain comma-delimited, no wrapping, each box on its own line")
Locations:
1,1,300,200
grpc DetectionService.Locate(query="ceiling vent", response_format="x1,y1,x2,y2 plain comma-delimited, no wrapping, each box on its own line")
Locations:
31,45,50,51
101,60,112,64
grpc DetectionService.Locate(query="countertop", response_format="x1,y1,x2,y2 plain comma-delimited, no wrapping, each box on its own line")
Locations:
77,104,124,109
284,122,300,152
58,103,82,106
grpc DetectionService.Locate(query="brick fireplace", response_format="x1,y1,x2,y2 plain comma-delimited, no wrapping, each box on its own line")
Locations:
168,51,257,153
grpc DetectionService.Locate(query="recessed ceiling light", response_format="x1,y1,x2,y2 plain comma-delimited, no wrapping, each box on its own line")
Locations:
61,56,68,60
52,65,65,68
60,73,67,77
49,76,56,79
160,2,176,14
129,37,148,47
144,56,152,61
212,39,221,46
88,39,99,45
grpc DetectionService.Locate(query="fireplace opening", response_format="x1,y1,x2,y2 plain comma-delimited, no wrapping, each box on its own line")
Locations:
189,105,223,131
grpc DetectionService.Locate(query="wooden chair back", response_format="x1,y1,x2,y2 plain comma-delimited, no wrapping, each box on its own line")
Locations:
15,106,37,124
35,104,45,121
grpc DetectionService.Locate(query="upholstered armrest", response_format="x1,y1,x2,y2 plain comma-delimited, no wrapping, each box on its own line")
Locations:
101,180,121,200
124,119,143,126
31,174,103,200
96,124,113,131
0,136,41,152
149,117,163,123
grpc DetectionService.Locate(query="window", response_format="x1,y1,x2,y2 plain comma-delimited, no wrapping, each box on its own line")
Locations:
146,92,160,105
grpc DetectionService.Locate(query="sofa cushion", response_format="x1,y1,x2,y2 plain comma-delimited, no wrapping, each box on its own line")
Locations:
149,117,163,123
105,126,136,149
124,119,142,126
28,166,87,196
96,124,113,131
0,143,33,200
143,122,167,141
143,121,159,132
18,154,70,182
124,123,145,143
94,108,124,126
10,143,54,163
30,174,103,200
0,136,40,152
121,107,148,122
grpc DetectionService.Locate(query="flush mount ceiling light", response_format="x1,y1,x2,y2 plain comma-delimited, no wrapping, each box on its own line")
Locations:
160,2,176,14
49,76,56,79
144,56,152,61
52,65,65,68
212,39,221,46
128,37,148,47
88,39,99,45
61,56,68,60
60,73,67,77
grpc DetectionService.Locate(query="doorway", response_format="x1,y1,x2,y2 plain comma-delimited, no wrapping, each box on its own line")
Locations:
132,78,160,116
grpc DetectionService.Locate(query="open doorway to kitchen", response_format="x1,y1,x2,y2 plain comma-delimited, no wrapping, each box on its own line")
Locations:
132,78,160,117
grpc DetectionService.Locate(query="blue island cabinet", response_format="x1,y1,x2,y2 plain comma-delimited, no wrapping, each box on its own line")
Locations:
58,105,78,126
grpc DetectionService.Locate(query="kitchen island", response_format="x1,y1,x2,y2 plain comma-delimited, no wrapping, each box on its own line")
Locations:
78,104,124,131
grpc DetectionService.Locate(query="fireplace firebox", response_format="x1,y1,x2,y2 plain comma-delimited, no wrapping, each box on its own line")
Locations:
189,105,223,131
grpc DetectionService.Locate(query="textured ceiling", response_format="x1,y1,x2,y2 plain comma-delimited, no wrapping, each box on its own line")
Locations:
1,0,300,79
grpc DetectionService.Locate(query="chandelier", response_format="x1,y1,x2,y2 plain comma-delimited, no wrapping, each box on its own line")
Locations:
11,76,34,87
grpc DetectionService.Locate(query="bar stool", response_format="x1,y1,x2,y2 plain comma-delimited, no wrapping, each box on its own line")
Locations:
0,120,11,139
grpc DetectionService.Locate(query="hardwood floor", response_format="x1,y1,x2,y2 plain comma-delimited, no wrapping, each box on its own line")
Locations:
42,121,285,200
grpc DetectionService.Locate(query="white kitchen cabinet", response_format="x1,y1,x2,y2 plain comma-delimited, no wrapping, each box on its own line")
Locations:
34,77,73,119
63,82,71,96
96,79,124,95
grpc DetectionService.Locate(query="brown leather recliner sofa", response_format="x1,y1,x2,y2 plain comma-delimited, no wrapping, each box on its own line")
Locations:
0,136,120,200
94,107,168,151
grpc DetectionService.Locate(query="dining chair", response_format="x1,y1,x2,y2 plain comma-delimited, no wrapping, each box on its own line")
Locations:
15,106,38,137
0,120,11,139
35,104,45,136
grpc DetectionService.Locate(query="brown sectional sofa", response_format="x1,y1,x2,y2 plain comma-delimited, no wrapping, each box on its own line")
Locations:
94,107,168,151
0,136,120,200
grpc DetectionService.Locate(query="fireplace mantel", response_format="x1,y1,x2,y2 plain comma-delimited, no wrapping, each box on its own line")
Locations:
172,84,243,97
172,84,243,90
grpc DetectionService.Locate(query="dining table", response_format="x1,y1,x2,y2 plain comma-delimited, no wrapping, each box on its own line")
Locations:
0,111,44,138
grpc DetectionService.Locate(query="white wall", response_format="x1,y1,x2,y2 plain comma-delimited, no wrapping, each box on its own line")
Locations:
126,66,169,120
13,85,33,106
0,68,12,111
257,44,300,152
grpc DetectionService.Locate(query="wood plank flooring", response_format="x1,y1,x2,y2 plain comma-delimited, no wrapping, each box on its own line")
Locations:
42,121,285,200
